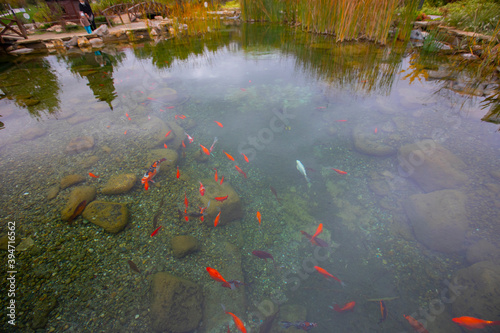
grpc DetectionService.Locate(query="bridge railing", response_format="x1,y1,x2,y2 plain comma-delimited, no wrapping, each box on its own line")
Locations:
0,7,27,43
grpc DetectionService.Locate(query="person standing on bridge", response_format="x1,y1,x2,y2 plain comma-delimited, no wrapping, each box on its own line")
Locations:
79,0,96,31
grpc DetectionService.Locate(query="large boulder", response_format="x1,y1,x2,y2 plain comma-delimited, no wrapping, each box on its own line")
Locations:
60,174,85,189
82,201,128,233
404,189,468,253
452,261,500,320
466,240,500,265
150,272,203,332
61,186,96,221
145,149,179,175
199,179,243,226
171,235,199,258
398,140,468,192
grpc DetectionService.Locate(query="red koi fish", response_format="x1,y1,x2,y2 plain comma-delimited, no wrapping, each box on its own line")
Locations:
141,158,166,190
88,172,99,178
452,316,500,330
310,223,323,245
219,176,224,185
331,168,347,175
200,144,210,155
240,88,246,92
213,168,218,182
181,140,186,148
184,207,189,222
176,166,180,179
256,211,261,226
332,301,355,312
199,182,205,196
150,225,162,237
199,204,208,222
185,132,194,143
206,267,227,283
214,121,223,128
184,193,189,208
165,130,171,137
214,211,221,227
223,150,235,161
314,266,345,286
241,153,249,163
300,231,329,247
378,301,387,324
403,315,429,333
166,106,174,109
124,130,127,135
374,127,378,134
215,195,228,202
235,165,247,178
335,119,347,122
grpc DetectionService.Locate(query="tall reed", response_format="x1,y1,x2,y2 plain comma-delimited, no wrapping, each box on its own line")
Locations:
240,0,419,44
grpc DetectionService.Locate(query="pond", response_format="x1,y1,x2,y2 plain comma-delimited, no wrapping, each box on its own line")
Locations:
0,23,499,332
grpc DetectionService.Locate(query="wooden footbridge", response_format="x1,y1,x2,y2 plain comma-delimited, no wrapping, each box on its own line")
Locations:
0,8,27,44
102,1,172,26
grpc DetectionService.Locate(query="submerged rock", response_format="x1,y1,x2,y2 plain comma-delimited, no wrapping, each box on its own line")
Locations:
404,189,468,253
466,240,500,265
150,272,203,332
171,235,199,258
199,179,243,226
398,140,468,192
61,186,96,221
21,127,46,140
31,296,58,329
82,201,128,233
101,173,137,195
145,149,178,175
46,185,60,200
452,261,500,320
65,136,95,154
60,174,85,189
352,125,397,157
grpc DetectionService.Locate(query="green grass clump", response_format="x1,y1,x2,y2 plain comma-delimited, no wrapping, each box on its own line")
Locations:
221,1,240,9
443,0,500,34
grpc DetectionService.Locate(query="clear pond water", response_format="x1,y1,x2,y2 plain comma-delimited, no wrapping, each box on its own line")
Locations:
0,24,499,332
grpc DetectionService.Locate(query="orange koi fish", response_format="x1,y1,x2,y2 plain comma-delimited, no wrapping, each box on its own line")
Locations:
374,127,378,134
310,223,323,244
125,113,129,118
124,130,127,135
181,140,186,148
378,301,387,323
215,195,228,202
199,204,208,222
165,130,171,137
219,176,224,185
332,301,355,312
214,211,221,227
223,150,235,161
240,88,246,92
331,168,347,175
403,315,429,333
213,168,218,182
68,200,86,223
206,267,227,283
200,144,210,155
176,166,180,179
235,165,247,178
141,158,166,190
164,143,168,149
185,132,194,143
199,182,205,196
224,310,246,333
314,266,345,286
214,120,223,128
256,211,261,226
452,316,500,330
88,172,99,178
150,225,162,237
184,192,189,208
166,106,175,109
241,153,249,163
335,119,347,122
184,207,189,222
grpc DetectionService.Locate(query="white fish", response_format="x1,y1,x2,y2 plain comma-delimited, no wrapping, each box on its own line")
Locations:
296,160,311,184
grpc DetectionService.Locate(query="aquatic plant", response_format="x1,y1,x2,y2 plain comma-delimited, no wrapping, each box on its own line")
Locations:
240,0,420,44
